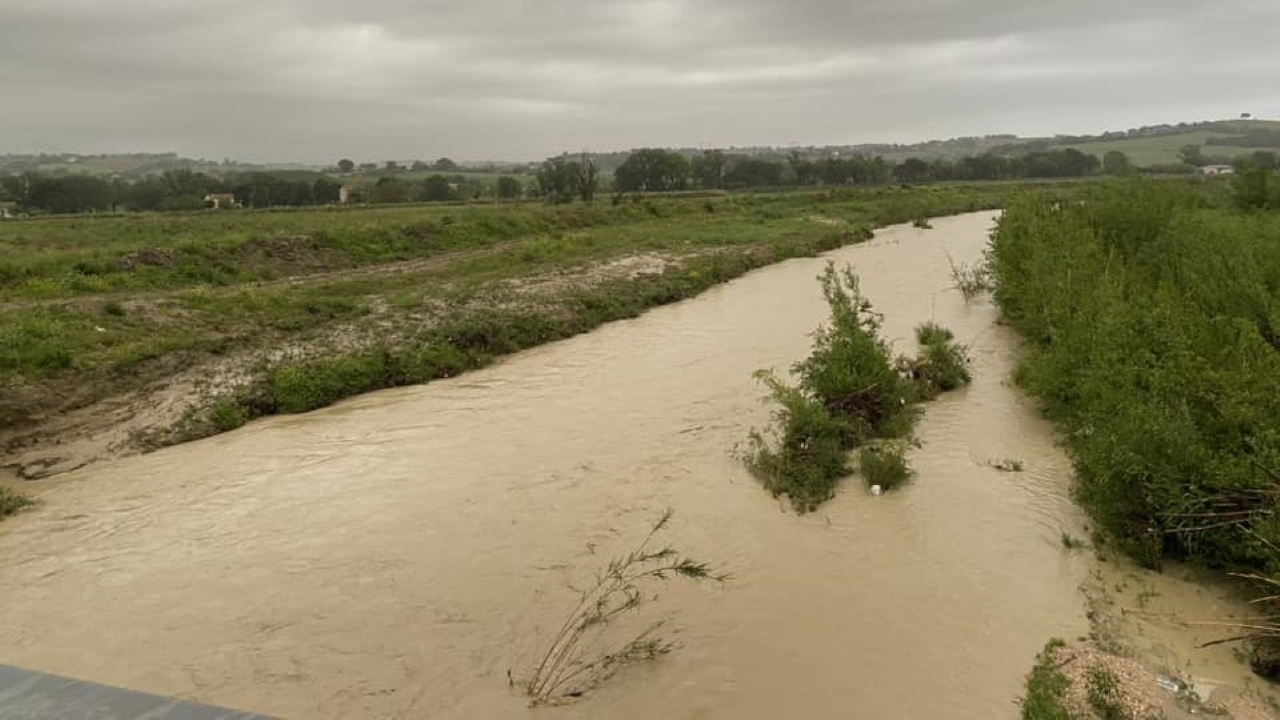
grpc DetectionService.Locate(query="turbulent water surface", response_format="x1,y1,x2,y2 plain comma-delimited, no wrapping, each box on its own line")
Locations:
1,213,1099,718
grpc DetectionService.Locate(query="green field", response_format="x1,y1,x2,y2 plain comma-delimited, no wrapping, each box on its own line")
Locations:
0,182,1103,474
1062,120,1280,166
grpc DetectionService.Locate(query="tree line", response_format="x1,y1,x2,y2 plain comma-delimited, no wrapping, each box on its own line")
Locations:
605,147,1114,195
2,146,1158,215
0,169,528,214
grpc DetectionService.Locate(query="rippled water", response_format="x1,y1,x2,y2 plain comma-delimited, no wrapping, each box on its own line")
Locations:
0,213,1096,718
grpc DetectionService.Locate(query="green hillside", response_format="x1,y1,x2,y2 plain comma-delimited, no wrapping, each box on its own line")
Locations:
1061,119,1280,166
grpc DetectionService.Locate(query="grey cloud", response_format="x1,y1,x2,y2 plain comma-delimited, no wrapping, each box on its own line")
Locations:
2,0,1278,162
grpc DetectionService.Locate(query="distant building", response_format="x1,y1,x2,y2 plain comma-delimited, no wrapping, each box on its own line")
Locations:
339,183,366,204
1198,164,1235,176
204,193,238,209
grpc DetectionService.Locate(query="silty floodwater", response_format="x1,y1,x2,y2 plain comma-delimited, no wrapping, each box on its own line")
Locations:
0,213,1099,718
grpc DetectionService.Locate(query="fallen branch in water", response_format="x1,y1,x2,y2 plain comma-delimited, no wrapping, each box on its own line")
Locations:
520,509,728,705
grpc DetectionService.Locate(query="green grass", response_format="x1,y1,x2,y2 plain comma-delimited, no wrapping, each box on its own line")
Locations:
1021,639,1073,720
1086,666,1129,720
0,201,706,300
1062,126,1280,166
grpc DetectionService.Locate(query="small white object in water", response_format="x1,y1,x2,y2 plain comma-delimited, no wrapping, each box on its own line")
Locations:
870,485,884,496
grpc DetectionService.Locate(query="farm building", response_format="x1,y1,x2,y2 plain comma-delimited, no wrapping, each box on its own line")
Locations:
1198,164,1235,176
204,192,238,209
339,183,366,203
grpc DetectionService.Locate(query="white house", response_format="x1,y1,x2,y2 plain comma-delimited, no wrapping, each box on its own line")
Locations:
1198,164,1235,176
204,193,237,209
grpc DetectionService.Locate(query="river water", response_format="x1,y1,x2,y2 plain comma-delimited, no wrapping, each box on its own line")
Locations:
0,213,1097,718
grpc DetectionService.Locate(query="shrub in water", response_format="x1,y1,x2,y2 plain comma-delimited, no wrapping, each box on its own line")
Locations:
797,264,917,439
746,263,939,511
859,443,913,491
905,323,972,400
746,373,857,513
914,322,954,346
0,486,34,520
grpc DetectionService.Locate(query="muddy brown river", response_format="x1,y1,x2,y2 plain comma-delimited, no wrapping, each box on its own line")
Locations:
1,213,1099,718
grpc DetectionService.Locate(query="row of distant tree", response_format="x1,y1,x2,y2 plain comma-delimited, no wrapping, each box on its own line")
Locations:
599,147,1125,195
332,157,535,175
5,146,1234,215
0,169,527,214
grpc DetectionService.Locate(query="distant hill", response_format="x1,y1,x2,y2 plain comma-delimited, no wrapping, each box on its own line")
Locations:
4,118,1277,178
1021,119,1280,166
572,119,1277,169
0,153,317,179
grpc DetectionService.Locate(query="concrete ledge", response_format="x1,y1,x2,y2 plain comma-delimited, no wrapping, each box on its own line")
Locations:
0,665,272,720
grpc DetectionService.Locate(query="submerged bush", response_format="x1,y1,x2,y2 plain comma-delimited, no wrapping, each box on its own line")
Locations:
746,264,967,511
914,322,954,345
948,256,993,302
797,265,918,439
904,323,972,400
0,486,34,520
859,443,913,491
746,373,857,512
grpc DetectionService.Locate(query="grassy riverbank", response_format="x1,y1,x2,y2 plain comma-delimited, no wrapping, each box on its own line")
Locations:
992,176,1280,680
2,182,1088,481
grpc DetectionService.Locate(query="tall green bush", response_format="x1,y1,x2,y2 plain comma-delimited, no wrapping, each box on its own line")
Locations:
991,180,1280,571
746,263,970,511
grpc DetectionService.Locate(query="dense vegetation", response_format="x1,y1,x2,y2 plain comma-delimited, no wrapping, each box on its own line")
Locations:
745,265,972,511
991,177,1280,575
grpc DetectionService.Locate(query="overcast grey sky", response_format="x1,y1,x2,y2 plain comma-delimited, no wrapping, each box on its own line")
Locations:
2,0,1278,163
